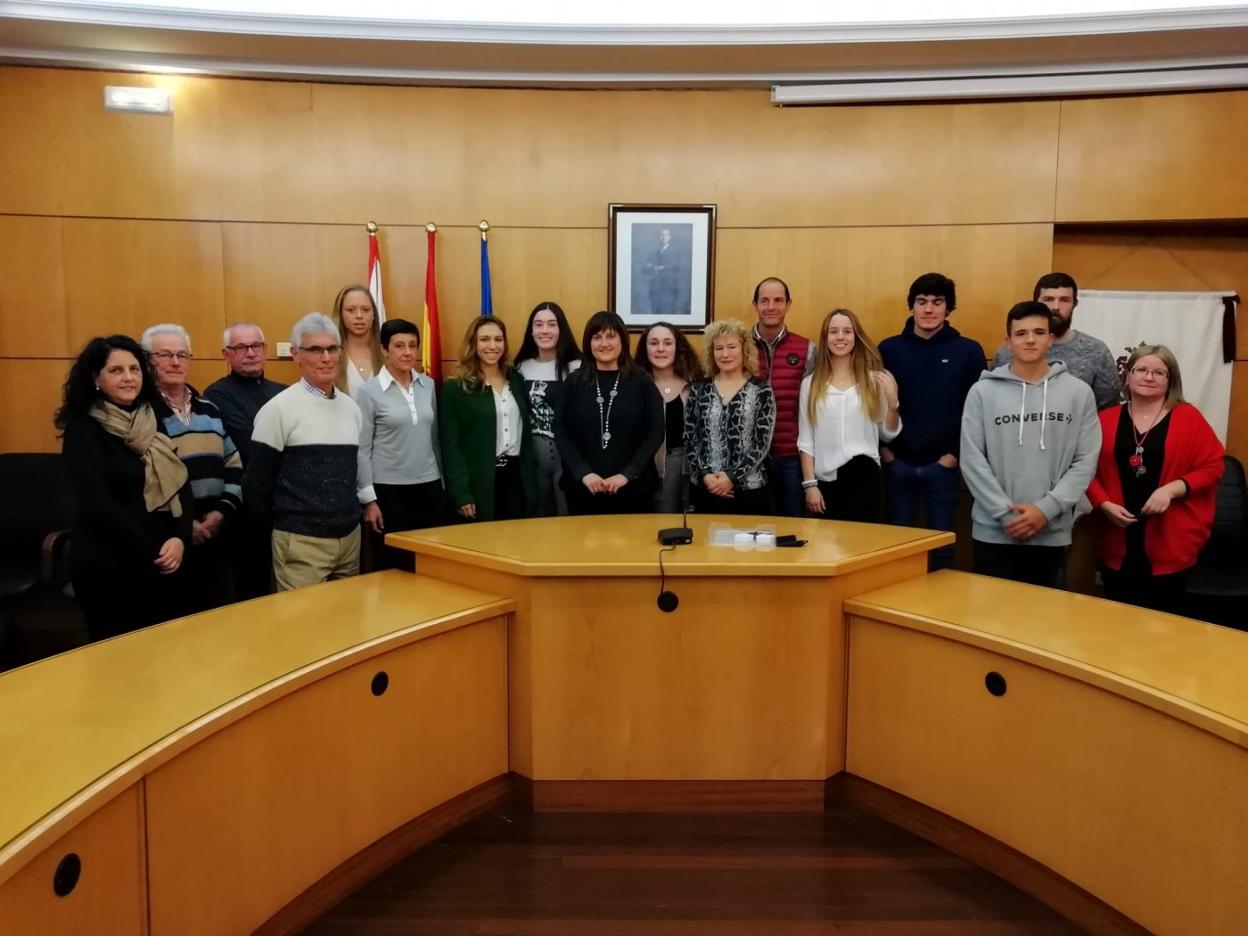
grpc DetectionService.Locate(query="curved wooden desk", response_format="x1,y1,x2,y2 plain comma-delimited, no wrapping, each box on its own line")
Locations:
845,570,1248,935
390,515,952,809
0,572,513,935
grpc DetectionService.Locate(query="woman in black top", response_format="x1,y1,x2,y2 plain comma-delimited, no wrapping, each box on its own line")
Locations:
555,311,664,515
634,322,703,513
56,335,193,641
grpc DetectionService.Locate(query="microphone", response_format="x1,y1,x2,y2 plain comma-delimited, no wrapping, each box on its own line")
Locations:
656,544,678,613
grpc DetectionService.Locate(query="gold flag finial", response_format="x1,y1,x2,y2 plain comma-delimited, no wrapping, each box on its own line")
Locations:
366,220,378,234
426,222,437,233
479,219,490,239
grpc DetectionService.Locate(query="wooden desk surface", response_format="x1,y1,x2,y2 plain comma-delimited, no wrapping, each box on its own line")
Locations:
0,572,512,876
845,570,1248,747
389,515,952,577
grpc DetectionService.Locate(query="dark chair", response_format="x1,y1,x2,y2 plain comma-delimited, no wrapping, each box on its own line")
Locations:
0,453,77,666
1187,455,1248,631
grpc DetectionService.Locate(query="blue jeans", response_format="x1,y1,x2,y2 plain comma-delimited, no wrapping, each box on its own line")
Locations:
766,456,804,518
883,458,961,569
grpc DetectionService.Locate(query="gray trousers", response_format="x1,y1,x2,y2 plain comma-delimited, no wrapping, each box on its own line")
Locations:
532,434,568,517
654,445,690,513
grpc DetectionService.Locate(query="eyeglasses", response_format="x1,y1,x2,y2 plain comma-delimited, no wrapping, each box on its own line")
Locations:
226,342,266,354
1130,367,1169,380
298,344,342,357
151,351,192,362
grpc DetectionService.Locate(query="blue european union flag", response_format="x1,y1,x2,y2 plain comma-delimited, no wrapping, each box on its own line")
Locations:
480,231,493,317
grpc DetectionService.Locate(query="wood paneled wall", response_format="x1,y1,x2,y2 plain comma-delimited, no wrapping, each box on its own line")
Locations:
1,66,1246,452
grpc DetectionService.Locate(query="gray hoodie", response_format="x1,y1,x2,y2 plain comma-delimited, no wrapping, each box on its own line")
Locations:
960,360,1101,547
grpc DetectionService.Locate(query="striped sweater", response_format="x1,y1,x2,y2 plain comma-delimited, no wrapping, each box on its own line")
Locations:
156,389,244,519
244,381,363,538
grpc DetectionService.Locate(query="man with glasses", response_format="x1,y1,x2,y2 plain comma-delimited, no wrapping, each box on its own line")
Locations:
204,323,286,465
205,323,287,599
244,313,364,592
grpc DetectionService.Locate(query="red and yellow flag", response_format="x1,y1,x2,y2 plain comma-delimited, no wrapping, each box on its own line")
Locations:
421,224,442,384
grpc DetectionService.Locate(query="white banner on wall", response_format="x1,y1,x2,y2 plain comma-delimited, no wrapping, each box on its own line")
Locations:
1077,289,1237,442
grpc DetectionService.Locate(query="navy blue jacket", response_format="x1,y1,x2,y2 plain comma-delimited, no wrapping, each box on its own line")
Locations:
879,318,986,465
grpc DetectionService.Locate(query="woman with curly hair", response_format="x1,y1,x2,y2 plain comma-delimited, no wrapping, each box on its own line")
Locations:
635,321,704,513
439,316,537,522
684,319,776,516
798,309,900,522
55,334,193,640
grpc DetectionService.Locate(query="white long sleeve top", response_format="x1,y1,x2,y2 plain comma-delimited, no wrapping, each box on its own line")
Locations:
797,374,902,481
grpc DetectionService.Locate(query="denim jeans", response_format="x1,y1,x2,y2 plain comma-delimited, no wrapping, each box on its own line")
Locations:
883,458,961,569
766,456,804,518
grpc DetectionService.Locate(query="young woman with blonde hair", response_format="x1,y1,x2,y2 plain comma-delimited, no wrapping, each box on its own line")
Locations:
332,283,384,396
797,308,900,521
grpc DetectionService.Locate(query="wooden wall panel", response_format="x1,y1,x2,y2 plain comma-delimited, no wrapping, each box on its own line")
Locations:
62,219,225,355
0,360,71,453
2,67,1061,227
0,68,221,219
715,224,1055,354
1056,92,1248,222
0,216,68,358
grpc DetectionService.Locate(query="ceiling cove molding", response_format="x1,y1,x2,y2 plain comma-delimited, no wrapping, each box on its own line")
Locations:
6,1,1248,45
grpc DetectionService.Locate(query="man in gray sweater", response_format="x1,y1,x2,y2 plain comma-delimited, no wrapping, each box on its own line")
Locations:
961,301,1101,589
991,273,1120,410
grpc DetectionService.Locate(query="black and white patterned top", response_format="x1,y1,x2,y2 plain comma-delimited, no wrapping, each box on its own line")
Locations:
517,358,580,438
684,377,776,491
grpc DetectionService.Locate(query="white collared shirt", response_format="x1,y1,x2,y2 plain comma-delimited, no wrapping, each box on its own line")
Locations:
494,382,522,457
378,366,423,425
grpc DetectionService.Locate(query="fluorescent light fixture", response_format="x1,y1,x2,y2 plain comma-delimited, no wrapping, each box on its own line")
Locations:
103,85,173,114
772,65,1248,105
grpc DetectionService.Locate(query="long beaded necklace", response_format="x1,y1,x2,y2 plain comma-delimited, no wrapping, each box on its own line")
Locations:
1127,401,1163,478
596,370,621,449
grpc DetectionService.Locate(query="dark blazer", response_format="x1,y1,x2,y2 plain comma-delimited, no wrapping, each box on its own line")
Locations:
439,370,538,522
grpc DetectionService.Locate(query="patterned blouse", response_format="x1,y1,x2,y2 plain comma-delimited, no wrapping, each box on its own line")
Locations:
684,377,776,491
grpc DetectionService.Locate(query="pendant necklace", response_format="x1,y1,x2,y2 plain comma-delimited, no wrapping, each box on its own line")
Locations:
1128,402,1161,477
596,371,621,449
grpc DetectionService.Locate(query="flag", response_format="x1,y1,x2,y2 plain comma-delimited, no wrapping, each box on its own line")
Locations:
480,222,493,316
367,225,387,324
422,226,442,385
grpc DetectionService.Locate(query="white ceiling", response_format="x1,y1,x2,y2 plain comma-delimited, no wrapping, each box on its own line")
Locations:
2,1,1248,88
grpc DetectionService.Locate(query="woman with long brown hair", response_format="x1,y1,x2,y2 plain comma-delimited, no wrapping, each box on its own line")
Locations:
439,316,537,522
331,283,383,396
634,321,704,513
797,308,900,522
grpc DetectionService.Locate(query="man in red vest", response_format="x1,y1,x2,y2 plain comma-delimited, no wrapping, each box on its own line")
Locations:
751,276,815,517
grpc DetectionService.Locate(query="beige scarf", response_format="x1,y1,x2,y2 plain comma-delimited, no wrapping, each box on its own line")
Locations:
89,400,188,517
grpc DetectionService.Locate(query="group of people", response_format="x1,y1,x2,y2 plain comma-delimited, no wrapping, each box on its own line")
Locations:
56,272,1225,641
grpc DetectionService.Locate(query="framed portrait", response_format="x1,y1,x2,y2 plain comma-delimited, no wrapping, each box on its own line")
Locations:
608,204,716,330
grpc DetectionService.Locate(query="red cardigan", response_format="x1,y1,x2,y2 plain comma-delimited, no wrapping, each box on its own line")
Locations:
1086,403,1224,575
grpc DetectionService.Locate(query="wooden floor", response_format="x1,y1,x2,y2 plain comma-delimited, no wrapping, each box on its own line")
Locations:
304,802,1081,935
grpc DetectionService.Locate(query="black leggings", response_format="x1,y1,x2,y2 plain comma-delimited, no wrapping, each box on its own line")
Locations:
813,455,882,522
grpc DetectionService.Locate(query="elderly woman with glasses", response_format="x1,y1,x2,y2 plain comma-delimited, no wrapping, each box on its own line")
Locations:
1087,344,1224,615
141,324,244,614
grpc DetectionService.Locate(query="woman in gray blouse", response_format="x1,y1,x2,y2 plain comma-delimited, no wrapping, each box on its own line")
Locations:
357,319,448,570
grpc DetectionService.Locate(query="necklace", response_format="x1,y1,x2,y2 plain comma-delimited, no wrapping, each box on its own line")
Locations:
596,371,621,449
1128,402,1163,477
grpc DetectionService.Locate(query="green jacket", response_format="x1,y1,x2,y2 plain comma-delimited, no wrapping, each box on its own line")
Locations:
438,370,537,522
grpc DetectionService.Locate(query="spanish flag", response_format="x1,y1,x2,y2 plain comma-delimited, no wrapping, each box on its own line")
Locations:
422,225,442,385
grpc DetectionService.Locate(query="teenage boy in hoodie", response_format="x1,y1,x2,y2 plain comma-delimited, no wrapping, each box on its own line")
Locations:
960,301,1101,588
879,273,985,569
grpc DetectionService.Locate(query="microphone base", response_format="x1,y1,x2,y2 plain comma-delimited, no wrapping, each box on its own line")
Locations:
658,527,694,546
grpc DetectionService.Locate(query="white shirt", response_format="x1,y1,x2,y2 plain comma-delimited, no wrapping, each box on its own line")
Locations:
494,383,523,457
797,375,902,481
377,365,422,425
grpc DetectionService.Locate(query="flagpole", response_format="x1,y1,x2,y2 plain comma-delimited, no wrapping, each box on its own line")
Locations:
479,219,493,317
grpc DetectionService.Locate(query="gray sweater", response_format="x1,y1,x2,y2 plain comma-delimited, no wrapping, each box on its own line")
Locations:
960,361,1101,547
991,329,1121,410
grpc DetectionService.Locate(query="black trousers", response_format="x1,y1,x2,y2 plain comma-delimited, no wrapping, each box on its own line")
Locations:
228,514,274,602
690,483,774,517
370,480,451,571
492,460,529,522
814,455,882,522
183,534,234,614
1100,563,1191,617
973,540,1066,589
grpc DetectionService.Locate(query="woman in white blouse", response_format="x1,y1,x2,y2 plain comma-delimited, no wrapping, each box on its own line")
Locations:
798,308,900,522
